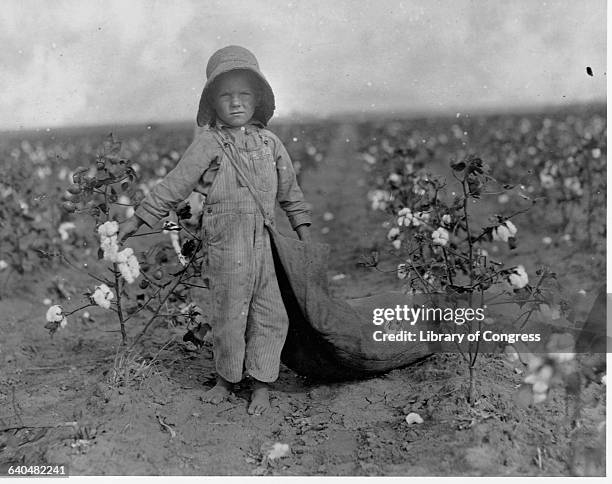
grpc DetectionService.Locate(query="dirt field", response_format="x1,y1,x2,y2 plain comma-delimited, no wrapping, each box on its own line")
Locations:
0,122,606,477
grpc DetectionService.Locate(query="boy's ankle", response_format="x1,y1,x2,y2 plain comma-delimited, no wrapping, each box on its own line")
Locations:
214,375,235,390
249,376,270,389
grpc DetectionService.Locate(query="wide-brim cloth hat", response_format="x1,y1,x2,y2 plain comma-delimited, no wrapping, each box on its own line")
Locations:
196,45,276,127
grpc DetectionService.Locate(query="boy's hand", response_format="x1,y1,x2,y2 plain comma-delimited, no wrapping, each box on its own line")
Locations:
117,217,144,244
295,224,311,243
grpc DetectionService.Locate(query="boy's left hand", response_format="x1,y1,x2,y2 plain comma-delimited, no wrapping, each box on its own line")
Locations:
295,224,311,243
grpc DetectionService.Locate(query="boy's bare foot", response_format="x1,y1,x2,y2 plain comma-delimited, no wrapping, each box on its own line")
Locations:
202,376,233,404
248,379,271,415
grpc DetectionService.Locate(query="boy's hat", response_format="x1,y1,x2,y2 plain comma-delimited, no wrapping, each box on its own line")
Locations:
196,45,275,127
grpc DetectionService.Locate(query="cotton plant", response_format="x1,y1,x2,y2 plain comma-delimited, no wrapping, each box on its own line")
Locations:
0,160,65,275
357,114,602,412
469,112,604,247
533,137,605,245
371,152,568,405
47,134,204,346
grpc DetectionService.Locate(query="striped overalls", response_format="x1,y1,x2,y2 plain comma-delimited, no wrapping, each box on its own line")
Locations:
202,126,289,383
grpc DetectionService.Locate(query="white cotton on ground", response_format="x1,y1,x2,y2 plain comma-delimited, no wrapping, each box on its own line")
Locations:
266,443,291,460
405,412,424,424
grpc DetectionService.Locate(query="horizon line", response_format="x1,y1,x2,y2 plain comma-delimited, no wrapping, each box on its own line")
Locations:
0,100,605,135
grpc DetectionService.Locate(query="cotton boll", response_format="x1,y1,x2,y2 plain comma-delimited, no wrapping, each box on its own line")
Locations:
266,443,291,460
118,262,135,284
508,265,528,289
539,172,555,189
45,304,67,328
397,263,408,280
100,235,119,261
405,412,423,424
91,284,114,309
46,305,64,322
532,392,547,404
362,153,376,165
98,221,119,238
387,227,400,240
115,247,134,264
388,173,402,186
504,220,517,237
115,249,140,284
492,224,510,242
432,227,449,246
58,222,76,241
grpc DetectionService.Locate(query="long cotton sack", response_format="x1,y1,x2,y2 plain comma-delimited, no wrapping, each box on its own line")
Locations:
268,225,437,381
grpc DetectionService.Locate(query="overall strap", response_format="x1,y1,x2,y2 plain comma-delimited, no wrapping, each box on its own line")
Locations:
214,132,275,227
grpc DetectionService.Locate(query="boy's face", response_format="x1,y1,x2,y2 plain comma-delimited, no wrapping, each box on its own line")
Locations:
211,71,259,127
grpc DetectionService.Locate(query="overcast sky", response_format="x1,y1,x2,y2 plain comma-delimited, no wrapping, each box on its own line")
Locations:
0,0,606,130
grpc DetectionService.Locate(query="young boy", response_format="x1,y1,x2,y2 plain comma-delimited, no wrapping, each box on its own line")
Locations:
118,45,311,415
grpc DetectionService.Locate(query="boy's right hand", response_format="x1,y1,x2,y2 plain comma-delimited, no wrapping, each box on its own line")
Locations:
117,217,144,244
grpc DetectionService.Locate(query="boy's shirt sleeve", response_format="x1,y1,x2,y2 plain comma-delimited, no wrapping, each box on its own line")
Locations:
271,134,312,229
134,133,215,227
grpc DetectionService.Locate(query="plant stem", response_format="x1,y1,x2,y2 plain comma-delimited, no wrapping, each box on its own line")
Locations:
461,177,474,285
179,281,209,289
518,306,538,330
485,298,542,306
406,259,436,293
470,291,485,367
442,248,454,285
127,230,163,238
468,365,477,405
113,266,127,345
63,302,95,316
